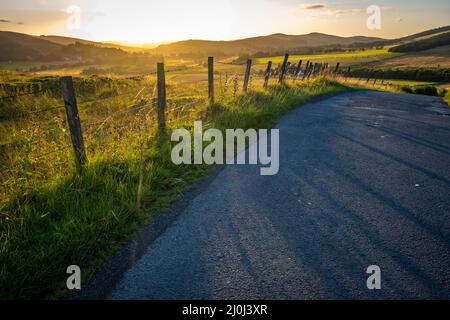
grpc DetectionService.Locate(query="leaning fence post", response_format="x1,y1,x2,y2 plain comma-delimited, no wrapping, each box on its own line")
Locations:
306,63,311,79
242,59,252,92
302,61,310,80
157,62,166,134
293,60,302,81
264,61,272,88
311,63,317,78
60,76,87,170
334,62,340,74
279,53,289,83
208,56,214,106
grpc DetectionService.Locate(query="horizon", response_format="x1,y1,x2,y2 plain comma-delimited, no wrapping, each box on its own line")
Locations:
1,0,449,44
2,25,449,47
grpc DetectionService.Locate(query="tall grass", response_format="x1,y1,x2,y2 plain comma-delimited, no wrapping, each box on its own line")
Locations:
0,74,348,299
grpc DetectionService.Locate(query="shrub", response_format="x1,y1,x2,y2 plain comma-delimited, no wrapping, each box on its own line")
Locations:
401,86,413,94
414,85,438,96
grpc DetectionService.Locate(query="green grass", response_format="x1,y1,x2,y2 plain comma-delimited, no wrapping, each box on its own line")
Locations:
0,75,350,299
256,49,402,65
382,79,435,86
444,90,450,106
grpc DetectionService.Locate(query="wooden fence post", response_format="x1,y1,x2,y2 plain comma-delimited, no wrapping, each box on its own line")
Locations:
60,76,87,170
264,61,272,88
334,62,340,74
157,62,166,133
293,60,302,81
302,61,310,80
279,53,289,83
318,63,323,75
311,63,318,77
208,56,214,106
305,62,312,80
242,59,252,92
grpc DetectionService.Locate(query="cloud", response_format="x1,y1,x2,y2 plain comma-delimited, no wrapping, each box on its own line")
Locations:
334,8,364,16
0,18,24,25
302,4,326,10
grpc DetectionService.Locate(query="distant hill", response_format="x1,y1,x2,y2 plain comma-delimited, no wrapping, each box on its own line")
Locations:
0,31,156,65
395,26,450,43
39,35,99,46
39,35,145,52
151,32,384,56
1,26,449,63
0,31,63,61
389,32,450,53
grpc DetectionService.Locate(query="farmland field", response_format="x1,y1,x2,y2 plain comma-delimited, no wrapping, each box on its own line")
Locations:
256,49,403,67
368,45,450,69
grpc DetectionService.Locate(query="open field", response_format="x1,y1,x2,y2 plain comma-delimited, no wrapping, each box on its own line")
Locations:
256,49,403,67
367,45,450,69
380,79,435,86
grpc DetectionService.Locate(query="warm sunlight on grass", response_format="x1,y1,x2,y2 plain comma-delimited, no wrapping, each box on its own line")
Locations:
256,49,403,66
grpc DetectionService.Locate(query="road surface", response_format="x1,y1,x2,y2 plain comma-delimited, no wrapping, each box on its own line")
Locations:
109,91,450,299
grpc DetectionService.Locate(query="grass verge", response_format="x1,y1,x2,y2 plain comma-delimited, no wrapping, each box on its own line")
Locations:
0,77,350,299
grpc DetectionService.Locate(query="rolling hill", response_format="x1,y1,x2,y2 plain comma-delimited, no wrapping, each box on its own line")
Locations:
39,35,146,52
395,25,450,43
1,26,449,64
0,31,64,61
0,31,154,63
389,32,450,52
151,32,384,56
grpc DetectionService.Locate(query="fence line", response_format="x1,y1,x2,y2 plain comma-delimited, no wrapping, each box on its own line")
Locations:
3,53,348,170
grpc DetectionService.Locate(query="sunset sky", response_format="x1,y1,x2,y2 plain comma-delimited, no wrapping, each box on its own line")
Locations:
0,0,449,44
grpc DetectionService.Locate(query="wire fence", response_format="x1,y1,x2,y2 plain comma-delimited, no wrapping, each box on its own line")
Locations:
1,55,347,200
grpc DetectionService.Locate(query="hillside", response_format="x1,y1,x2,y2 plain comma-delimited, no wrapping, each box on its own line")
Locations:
395,25,450,43
151,32,384,56
0,31,157,65
0,31,64,61
389,32,450,52
372,45,450,69
40,35,145,52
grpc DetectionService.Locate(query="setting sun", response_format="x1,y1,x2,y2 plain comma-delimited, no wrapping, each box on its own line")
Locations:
82,0,237,43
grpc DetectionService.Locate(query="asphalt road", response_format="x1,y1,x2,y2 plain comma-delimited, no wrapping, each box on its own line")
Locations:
109,91,450,299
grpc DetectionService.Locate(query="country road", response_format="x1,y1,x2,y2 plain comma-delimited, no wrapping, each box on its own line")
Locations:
108,91,450,299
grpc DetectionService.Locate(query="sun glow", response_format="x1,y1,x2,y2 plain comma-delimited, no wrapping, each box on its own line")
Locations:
81,0,236,44
2,0,450,43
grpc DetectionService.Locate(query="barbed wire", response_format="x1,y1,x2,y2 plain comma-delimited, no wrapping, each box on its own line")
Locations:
32,145,71,160
166,99,205,113
83,103,156,131
77,86,147,106
0,88,49,101
23,105,66,116
167,113,197,125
